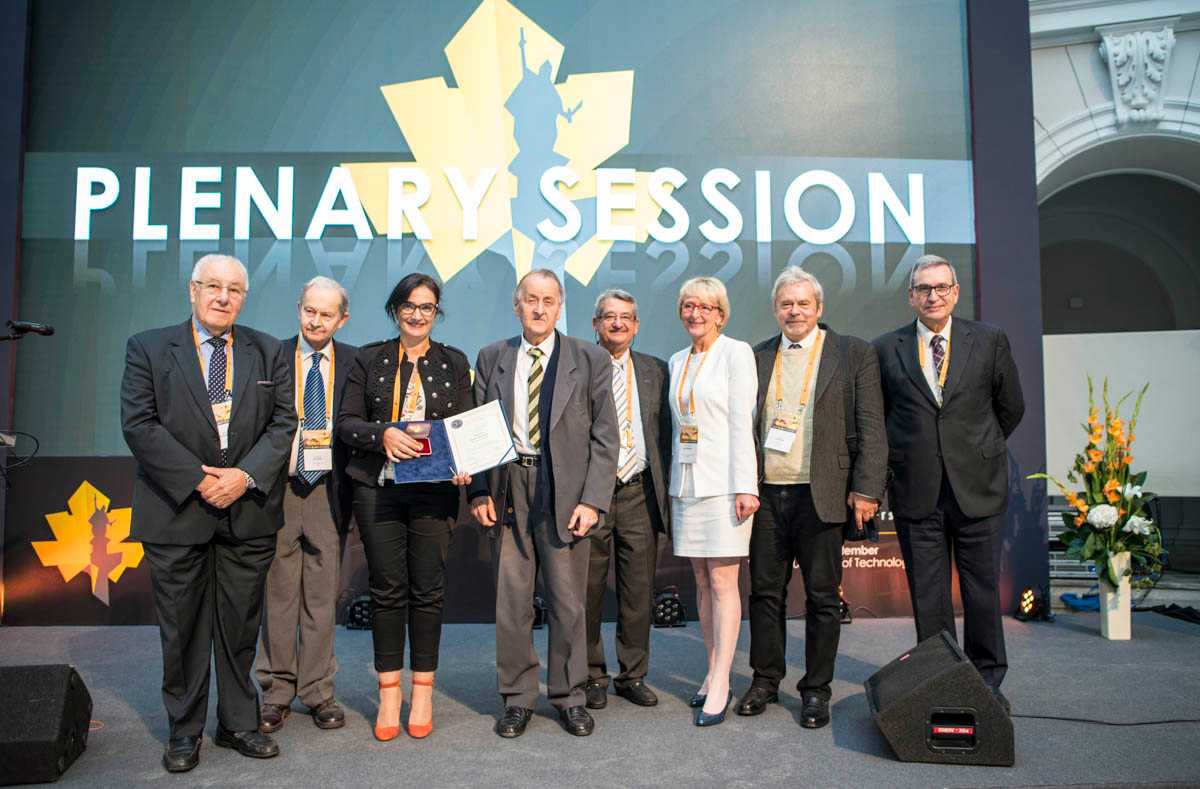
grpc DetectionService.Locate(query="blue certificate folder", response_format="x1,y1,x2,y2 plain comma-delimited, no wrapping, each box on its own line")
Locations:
389,421,457,483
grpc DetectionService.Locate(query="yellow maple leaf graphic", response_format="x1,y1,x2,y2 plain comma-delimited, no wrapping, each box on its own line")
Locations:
32,480,143,605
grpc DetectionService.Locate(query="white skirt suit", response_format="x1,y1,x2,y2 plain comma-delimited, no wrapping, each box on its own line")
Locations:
668,333,759,557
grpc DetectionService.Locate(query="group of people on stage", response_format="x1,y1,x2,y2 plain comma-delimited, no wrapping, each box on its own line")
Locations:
120,251,1025,773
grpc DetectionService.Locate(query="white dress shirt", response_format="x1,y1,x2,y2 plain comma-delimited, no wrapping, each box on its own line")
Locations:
610,349,648,478
511,332,556,455
288,336,332,476
916,316,952,406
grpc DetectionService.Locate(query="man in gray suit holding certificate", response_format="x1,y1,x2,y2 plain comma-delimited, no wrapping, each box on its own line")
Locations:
469,269,619,739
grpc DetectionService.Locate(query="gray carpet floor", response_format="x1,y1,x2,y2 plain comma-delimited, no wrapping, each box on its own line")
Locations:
1,612,1198,788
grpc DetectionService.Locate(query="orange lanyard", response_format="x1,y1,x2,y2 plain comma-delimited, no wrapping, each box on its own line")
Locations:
192,323,233,395
675,346,711,417
295,343,334,424
917,333,951,389
771,330,824,412
391,342,427,422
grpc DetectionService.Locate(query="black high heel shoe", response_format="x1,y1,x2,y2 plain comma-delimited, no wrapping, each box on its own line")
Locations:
693,691,733,727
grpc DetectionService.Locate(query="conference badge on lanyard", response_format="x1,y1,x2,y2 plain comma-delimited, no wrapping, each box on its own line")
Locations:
678,419,699,465
213,398,233,450
301,429,333,471
764,410,801,453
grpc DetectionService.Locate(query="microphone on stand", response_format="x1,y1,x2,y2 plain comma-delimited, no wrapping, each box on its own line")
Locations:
6,320,55,336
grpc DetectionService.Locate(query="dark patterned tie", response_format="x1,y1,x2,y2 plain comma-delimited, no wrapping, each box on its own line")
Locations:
931,334,946,383
207,336,229,463
296,351,326,486
527,348,544,451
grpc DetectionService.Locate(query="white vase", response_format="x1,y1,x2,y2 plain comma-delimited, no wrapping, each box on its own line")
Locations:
1099,551,1132,640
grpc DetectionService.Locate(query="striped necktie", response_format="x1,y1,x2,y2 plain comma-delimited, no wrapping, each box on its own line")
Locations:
931,335,946,381
296,351,326,485
527,348,544,451
613,359,637,482
206,336,229,463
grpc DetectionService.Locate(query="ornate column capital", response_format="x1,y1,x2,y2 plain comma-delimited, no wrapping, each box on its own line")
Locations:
1097,17,1178,126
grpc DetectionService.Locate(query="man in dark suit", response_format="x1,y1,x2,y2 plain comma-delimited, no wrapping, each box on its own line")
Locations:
582,289,670,711
739,267,887,729
256,277,356,734
121,254,295,773
469,269,619,739
873,254,1025,710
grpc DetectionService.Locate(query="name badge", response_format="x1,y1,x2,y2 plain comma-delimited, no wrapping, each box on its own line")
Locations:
212,398,232,450
678,421,699,464
764,410,800,454
301,428,333,470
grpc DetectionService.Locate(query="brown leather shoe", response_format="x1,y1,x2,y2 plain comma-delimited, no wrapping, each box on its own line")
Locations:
259,703,290,733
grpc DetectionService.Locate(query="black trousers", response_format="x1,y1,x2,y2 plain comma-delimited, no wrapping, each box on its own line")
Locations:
585,473,658,688
895,473,1007,688
142,521,276,739
748,484,844,701
354,482,456,672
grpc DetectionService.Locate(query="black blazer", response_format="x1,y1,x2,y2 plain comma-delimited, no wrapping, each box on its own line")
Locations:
873,318,1025,520
629,350,671,533
752,326,887,524
337,338,474,487
283,336,357,532
120,319,297,545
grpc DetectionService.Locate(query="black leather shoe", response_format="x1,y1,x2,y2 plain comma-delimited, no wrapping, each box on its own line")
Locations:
584,680,607,710
615,680,658,707
259,703,289,733
694,691,733,727
558,705,595,736
162,735,200,773
688,692,707,708
800,693,830,729
991,687,1011,715
311,698,345,729
214,726,280,758
736,686,778,716
495,707,533,738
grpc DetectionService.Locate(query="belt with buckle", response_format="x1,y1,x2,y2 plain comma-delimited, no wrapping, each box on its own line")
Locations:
514,454,540,468
616,471,644,488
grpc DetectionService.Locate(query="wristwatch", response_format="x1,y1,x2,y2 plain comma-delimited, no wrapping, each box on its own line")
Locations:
242,470,257,490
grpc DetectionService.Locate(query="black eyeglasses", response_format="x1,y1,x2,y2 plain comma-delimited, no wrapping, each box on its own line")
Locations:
911,283,955,298
398,302,438,317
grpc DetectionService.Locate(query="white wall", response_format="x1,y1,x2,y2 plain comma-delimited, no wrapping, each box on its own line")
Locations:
1043,330,1200,496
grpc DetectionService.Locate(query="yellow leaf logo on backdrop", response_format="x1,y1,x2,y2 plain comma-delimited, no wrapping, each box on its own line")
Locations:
32,481,143,606
345,0,664,286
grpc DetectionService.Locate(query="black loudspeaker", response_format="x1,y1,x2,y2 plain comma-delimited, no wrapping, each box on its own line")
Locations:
0,665,93,785
864,631,1014,766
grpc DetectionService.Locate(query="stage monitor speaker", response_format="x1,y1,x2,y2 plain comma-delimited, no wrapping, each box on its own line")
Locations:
864,631,1014,766
0,664,93,785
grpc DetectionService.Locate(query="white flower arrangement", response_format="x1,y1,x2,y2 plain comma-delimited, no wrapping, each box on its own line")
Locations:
1122,514,1154,537
1086,504,1119,529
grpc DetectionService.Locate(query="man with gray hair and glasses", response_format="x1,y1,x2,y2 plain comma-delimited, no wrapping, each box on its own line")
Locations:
257,277,356,735
121,254,295,772
873,254,1025,713
582,289,671,711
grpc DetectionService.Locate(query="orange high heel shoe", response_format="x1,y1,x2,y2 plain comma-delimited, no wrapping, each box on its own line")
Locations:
374,677,402,741
407,676,435,739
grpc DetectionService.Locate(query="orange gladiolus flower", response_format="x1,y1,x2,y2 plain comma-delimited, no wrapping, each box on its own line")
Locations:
1074,514,1085,527
1087,448,1103,463
1123,455,1133,465
1089,430,1104,446
1087,410,1099,427
1082,462,1095,474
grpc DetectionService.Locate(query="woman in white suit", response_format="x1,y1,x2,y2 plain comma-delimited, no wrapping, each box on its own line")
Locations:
668,277,759,726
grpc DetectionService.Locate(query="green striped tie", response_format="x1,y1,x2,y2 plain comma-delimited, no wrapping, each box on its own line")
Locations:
527,348,544,451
